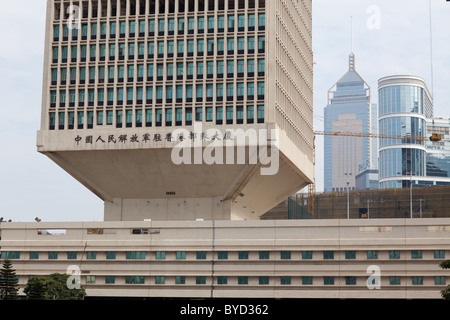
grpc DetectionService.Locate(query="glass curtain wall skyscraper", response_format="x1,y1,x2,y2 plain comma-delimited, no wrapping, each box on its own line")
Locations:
378,75,450,188
378,75,431,188
323,53,377,192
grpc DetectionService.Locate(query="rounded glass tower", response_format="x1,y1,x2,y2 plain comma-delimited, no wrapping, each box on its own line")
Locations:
378,75,433,189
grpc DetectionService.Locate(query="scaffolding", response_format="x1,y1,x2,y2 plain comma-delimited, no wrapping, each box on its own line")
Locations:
262,186,450,220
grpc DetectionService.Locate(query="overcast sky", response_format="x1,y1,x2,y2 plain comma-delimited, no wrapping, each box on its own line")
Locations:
0,0,449,222
312,0,450,194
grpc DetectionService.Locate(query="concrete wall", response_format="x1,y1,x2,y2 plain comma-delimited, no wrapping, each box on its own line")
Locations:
104,197,261,221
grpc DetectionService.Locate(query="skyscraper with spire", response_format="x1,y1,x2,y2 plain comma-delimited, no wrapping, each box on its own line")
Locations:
323,52,377,192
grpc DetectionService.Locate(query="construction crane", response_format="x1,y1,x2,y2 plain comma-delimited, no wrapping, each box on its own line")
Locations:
313,131,435,143
306,130,448,216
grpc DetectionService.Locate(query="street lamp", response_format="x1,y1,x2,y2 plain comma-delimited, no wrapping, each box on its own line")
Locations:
366,199,374,219
345,172,352,219
397,171,414,219
417,198,425,218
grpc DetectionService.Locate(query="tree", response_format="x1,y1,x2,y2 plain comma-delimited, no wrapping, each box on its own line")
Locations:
0,259,19,300
24,273,86,300
46,273,86,300
440,260,450,300
440,260,450,269
24,276,47,300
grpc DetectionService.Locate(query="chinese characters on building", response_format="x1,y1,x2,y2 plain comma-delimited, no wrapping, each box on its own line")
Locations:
74,131,233,146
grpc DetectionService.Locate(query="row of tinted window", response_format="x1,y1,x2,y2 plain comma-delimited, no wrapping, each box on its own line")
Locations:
49,105,265,130
51,36,266,64
81,275,447,286
4,250,445,260
379,116,425,147
379,148,426,179
50,82,265,110
54,0,266,20
53,14,266,42
4,251,145,260
50,59,265,86
379,86,427,117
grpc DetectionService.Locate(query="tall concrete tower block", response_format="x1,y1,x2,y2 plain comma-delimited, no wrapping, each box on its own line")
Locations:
37,0,314,221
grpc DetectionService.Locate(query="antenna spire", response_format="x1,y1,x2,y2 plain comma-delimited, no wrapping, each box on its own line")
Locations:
429,0,434,99
351,16,354,53
349,17,355,71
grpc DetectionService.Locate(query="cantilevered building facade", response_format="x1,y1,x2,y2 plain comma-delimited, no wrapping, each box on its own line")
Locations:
37,0,314,221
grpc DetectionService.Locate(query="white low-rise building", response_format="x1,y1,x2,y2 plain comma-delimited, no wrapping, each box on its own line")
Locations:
1,218,449,299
